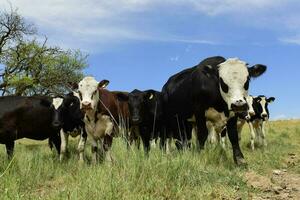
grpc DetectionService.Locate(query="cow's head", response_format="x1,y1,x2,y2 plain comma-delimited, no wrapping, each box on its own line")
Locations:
218,58,266,113
51,97,64,128
254,95,275,120
73,77,109,112
128,89,155,125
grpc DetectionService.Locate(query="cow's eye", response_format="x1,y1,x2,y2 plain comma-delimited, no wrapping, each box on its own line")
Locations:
220,78,229,93
91,90,97,98
244,77,250,90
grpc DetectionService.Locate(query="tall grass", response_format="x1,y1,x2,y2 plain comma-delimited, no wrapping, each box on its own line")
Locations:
0,120,299,199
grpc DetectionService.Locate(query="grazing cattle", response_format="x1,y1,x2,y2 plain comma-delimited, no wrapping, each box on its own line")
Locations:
0,96,61,158
74,77,129,163
52,93,87,162
126,89,166,154
162,56,267,165
237,95,275,150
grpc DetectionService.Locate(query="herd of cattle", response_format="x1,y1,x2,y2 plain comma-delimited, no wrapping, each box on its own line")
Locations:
0,56,275,165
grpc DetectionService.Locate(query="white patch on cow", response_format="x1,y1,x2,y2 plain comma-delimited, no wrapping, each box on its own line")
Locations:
52,97,63,110
78,76,100,110
218,58,249,110
187,115,196,122
259,97,268,118
84,114,114,140
246,96,255,116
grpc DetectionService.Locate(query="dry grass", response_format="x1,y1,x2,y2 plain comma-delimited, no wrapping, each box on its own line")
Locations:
0,120,299,199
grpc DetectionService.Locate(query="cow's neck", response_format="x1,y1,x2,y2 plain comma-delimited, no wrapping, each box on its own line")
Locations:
85,109,98,124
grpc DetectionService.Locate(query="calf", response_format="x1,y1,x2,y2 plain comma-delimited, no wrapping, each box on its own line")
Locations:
74,77,129,163
238,95,275,150
162,56,267,165
0,96,61,158
52,93,87,162
127,89,166,154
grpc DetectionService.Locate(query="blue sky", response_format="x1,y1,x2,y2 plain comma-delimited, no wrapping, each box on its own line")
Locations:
1,0,300,120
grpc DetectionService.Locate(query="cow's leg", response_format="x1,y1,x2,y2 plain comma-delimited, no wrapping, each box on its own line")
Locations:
237,120,245,141
220,128,227,149
78,128,87,163
159,127,167,152
195,112,208,150
261,121,267,147
90,138,98,164
227,117,246,166
248,122,256,150
6,141,15,159
207,122,217,145
59,129,68,161
140,128,151,155
50,133,61,155
103,135,113,163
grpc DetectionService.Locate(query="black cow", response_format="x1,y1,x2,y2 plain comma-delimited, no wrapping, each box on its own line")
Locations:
0,96,61,158
52,93,87,162
162,56,267,165
127,89,165,154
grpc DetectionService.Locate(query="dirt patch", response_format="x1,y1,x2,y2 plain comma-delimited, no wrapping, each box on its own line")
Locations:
245,153,300,199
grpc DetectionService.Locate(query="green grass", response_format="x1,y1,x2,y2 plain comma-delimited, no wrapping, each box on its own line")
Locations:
0,120,299,199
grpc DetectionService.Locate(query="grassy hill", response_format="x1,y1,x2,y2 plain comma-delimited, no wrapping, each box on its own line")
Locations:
0,120,299,199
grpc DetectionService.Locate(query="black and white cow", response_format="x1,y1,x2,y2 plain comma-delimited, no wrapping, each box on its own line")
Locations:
162,56,267,165
127,89,167,154
237,95,275,150
52,93,87,162
0,96,61,158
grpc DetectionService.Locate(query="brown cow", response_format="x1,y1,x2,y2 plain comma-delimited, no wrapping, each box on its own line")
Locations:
75,77,130,163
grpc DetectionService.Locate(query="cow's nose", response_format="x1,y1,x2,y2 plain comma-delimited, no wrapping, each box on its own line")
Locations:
131,117,140,123
245,115,251,121
52,121,61,128
261,113,268,118
81,102,92,110
249,111,255,116
231,100,248,112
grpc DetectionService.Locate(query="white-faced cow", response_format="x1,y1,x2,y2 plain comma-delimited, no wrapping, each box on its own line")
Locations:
237,95,275,150
0,96,61,158
52,93,87,162
162,56,267,165
74,76,130,163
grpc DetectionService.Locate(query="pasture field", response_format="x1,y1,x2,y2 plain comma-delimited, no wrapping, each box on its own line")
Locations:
0,120,299,200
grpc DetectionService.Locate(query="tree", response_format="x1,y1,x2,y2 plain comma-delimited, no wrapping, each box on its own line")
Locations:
0,8,88,96
0,7,36,55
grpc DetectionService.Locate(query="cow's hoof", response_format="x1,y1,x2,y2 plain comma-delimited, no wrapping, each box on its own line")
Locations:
236,157,248,167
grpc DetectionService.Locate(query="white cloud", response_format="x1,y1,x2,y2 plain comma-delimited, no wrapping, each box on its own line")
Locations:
170,56,179,62
0,0,299,50
280,36,300,45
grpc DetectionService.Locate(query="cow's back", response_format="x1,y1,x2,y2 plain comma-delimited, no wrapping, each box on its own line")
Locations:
0,96,56,143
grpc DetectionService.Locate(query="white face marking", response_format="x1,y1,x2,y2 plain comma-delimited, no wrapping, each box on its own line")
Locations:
218,58,249,110
259,97,268,118
246,96,255,116
78,76,99,110
52,98,64,110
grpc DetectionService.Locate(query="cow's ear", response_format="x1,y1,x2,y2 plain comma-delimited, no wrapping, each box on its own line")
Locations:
203,65,215,77
267,97,275,103
146,90,155,100
68,82,78,90
116,93,129,101
40,99,52,107
98,80,109,89
248,64,267,78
